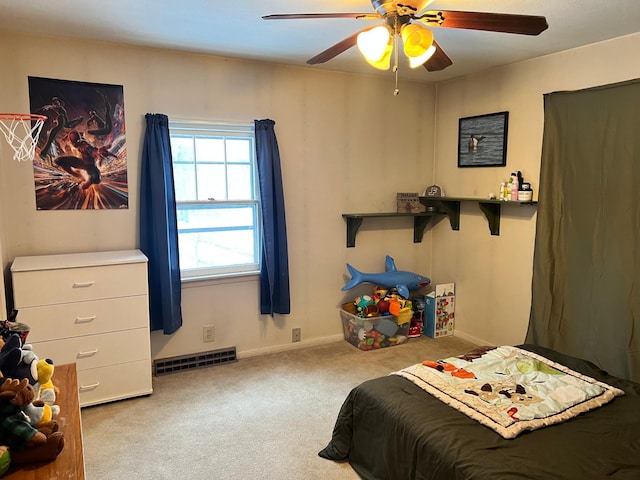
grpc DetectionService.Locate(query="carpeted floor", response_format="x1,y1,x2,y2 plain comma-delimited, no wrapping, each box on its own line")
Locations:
81,335,477,479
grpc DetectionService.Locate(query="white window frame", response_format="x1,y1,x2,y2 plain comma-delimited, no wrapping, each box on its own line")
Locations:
169,120,261,281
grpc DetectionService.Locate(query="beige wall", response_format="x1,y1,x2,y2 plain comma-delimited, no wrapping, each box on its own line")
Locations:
432,32,640,346
3,31,639,358
0,33,437,359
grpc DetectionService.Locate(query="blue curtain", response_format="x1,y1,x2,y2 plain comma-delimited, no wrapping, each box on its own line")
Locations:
140,113,183,334
255,119,290,315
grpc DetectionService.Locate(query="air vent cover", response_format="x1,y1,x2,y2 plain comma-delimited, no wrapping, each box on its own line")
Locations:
153,347,237,376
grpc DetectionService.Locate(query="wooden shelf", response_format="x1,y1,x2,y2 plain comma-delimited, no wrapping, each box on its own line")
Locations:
342,197,537,246
341,212,442,247
419,196,537,236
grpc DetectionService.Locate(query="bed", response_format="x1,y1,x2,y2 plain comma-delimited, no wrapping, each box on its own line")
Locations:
319,344,640,479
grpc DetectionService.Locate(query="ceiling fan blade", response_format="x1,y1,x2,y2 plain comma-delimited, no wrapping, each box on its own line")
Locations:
423,40,453,72
306,27,375,65
262,13,379,20
422,10,548,35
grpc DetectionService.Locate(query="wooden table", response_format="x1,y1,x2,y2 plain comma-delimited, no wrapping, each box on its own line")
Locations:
4,363,85,479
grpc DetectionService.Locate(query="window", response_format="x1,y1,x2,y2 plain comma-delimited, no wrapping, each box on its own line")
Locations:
169,121,260,279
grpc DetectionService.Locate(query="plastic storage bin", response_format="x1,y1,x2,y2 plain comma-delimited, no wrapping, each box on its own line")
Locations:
340,308,410,351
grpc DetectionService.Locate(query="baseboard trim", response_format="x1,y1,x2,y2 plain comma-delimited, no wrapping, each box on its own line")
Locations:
453,329,492,346
238,330,492,360
238,334,344,359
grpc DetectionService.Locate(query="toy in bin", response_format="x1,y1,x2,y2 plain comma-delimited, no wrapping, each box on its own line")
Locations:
341,255,430,300
341,284,412,351
409,297,425,337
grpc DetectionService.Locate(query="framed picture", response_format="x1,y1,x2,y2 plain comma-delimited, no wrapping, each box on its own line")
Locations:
28,76,129,210
457,111,509,168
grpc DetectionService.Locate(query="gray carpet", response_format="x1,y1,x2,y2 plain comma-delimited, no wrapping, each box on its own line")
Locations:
81,335,477,479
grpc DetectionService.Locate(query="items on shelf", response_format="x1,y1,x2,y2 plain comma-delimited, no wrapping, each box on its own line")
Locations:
422,184,445,198
396,192,426,213
499,170,534,202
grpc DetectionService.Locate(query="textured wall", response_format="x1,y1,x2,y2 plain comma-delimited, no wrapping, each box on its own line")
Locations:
0,33,437,358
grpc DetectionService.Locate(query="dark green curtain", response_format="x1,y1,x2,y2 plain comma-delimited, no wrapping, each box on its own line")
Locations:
140,113,183,334
255,119,290,316
526,79,640,382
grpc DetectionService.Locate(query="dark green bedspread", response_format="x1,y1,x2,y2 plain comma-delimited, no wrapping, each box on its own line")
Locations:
319,344,640,479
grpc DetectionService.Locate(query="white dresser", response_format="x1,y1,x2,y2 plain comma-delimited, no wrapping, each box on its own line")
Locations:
11,250,153,407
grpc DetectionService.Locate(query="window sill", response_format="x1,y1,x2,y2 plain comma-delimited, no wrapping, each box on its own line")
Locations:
181,270,260,288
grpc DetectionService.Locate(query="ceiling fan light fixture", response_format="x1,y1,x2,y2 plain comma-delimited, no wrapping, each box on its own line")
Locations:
408,44,436,68
357,25,391,62
401,24,435,68
364,42,392,70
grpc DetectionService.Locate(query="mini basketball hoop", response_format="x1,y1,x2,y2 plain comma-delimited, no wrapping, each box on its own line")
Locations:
0,113,47,162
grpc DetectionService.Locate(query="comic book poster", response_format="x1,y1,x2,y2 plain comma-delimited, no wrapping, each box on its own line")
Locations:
28,77,128,210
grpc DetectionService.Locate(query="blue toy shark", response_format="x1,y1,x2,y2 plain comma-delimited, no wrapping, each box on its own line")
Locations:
341,255,431,299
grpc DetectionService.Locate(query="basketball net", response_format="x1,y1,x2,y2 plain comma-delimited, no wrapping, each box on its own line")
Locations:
0,113,47,162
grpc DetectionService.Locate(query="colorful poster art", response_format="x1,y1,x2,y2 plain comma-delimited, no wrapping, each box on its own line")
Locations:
28,77,128,210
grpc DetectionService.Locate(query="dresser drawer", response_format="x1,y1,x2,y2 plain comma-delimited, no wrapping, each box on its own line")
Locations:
17,295,149,343
77,360,153,407
13,262,148,307
31,328,151,371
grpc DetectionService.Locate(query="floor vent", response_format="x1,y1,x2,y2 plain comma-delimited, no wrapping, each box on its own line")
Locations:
153,347,237,376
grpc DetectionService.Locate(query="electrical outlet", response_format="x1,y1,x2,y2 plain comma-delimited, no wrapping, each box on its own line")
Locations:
203,325,215,343
292,327,301,343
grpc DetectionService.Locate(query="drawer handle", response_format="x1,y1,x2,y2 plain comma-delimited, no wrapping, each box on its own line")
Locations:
73,281,95,288
79,382,100,392
77,349,99,358
75,315,97,324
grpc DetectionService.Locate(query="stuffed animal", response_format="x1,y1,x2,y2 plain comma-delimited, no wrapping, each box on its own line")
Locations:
24,359,60,428
23,400,58,429
0,334,38,384
0,310,30,345
34,359,59,407
0,335,60,429
0,378,64,464
0,335,20,379
0,445,10,475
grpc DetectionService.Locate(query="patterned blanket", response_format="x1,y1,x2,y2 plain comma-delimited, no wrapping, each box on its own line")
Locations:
392,345,625,439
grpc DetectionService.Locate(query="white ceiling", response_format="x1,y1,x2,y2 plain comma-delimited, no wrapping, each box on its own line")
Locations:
1,0,640,84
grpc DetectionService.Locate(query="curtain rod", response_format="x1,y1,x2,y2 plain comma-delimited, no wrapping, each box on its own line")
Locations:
167,115,254,126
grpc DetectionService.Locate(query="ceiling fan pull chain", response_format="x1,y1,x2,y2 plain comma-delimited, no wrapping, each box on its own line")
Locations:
393,16,400,96
393,65,399,96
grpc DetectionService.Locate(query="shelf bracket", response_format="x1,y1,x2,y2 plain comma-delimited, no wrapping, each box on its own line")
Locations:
342,213,439,247
478,202,501,236
345,216,363,248
419,198,460,231
413,215,435,243
438,200,461,231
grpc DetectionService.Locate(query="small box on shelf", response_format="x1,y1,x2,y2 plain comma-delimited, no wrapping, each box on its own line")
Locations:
397,192,426,214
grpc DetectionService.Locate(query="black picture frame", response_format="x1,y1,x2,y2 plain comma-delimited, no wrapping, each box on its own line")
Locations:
457,111,509,168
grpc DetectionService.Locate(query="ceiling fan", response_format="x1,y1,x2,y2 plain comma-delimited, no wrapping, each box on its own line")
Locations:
263,1,548,75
